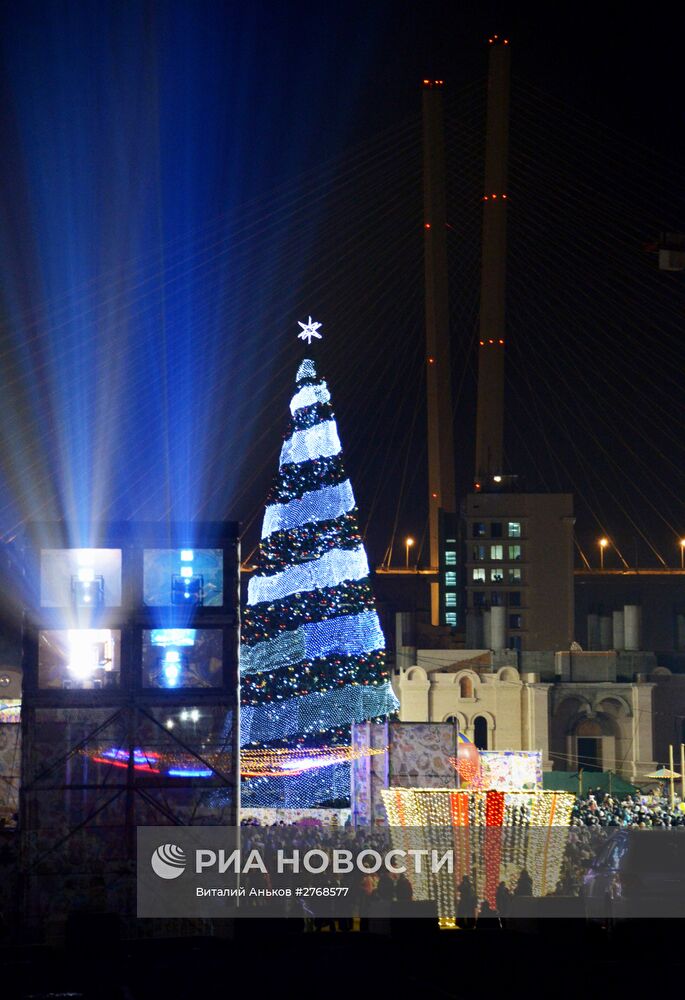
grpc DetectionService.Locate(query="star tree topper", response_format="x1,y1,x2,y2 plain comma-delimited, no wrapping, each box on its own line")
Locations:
297,316,322,345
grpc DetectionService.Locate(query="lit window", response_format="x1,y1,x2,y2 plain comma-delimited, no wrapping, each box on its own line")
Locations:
509,568,522,583
445,550,457,565
445,593,457,607
473,523,487,538
509,614,522,629
445,571,457,586
509,591,521,607
472,545,486,561
473,568,486,582
490,522,503,538
508,522,521,538
490,568,504,582
508,545,521,561
445,612,457,626
490,545,503,560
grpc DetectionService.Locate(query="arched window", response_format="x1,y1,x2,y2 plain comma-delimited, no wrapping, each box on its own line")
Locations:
473,716,488,750
459,676,473,699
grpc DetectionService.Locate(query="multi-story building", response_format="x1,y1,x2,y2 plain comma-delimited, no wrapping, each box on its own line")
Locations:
463,492,575,652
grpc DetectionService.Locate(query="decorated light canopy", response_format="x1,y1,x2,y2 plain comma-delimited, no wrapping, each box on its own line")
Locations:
240,347,398,805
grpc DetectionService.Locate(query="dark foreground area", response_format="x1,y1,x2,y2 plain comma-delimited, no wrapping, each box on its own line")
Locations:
1,918,683,999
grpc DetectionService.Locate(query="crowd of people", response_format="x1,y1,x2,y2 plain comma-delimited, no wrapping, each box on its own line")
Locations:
240,789,685,925
571,788,685,827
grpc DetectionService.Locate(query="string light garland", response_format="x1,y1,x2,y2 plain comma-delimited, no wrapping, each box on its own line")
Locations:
289,380,331,415
83,742,387,778
288,400,335,433
240,762,351,808
242,651,386,702
261,479,356,538
279,418,341,467
242,578,377,645
247,544,370,605
241,682,396,745
267,454,346,505
242,612,385,676
240,352,397,805
382,788,575,922
256,510,360,573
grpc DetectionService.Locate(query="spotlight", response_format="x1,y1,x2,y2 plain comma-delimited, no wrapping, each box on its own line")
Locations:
67,629,110,679
180,550,194,562
71,569,104,609
161,649,184,688
171,574,204,605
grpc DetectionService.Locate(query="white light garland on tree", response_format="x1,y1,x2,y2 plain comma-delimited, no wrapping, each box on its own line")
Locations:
279,419,341,466
261,479,355,537
246,545,370,605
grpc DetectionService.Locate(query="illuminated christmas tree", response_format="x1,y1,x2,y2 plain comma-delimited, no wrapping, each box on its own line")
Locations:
240,322,398,806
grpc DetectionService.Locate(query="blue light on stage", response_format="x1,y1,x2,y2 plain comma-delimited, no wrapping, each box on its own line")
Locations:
168,768,213,778
171,573,204,605
144,551,222,607
162,649,181,687
151,628,196,648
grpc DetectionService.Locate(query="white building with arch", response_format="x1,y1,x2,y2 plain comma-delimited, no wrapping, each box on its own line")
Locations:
394,648,685,781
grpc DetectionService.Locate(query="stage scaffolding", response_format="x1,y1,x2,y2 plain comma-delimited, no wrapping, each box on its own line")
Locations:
19,522,240,928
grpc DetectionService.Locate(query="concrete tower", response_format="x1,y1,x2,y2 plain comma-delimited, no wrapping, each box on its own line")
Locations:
475,36,510,485
423,79,459,625
423,79,457,568
466,39,574,652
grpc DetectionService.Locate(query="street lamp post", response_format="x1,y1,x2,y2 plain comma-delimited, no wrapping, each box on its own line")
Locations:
599,537,608,570
405,537,415,569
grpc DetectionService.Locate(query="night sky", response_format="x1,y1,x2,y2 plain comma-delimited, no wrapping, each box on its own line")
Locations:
0,1,683,572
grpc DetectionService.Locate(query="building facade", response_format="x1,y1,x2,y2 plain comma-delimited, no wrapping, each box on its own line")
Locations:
395,647,685,782
463,492,575,652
